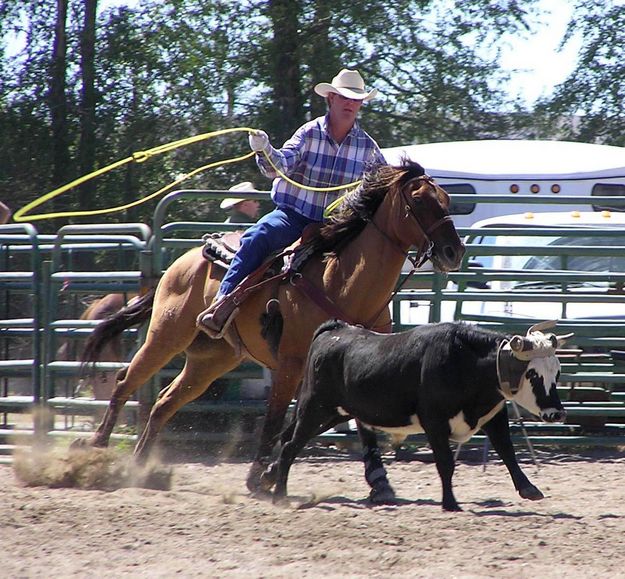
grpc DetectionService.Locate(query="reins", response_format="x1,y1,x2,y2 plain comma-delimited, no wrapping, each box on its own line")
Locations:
210,171,453,335
362,175,453,329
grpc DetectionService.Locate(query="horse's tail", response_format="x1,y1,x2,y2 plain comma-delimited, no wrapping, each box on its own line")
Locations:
82,287,156,365
312,319,348,342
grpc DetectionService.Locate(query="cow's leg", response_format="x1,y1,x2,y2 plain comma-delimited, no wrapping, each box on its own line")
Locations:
261,412,346,491
272,405,338,501
425,425,461,511
481,407,544,501
246,356,302,493
357,423,396,505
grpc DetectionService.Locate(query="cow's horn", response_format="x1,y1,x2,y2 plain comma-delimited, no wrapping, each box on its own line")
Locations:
556,332,574,347
528,320,558,334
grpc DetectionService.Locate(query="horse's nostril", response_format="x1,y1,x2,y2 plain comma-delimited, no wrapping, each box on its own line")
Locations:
444,246,456,260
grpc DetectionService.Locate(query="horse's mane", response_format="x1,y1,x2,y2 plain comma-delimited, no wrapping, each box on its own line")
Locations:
308,159,426,256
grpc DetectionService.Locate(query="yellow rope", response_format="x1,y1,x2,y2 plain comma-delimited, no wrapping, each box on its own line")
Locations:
13,126,359,222
323,194,347,218
259,149,360,192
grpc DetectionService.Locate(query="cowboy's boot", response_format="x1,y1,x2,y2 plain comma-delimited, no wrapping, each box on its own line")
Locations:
197,293,240,339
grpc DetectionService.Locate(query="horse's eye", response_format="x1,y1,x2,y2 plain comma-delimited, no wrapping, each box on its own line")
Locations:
410,195,423,206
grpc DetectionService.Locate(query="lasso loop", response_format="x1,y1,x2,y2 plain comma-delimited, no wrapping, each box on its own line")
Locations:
13,126,360,222
132,151,151,163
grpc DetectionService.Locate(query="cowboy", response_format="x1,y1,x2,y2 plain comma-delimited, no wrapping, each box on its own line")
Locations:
198,68,386,337
221,182,261,224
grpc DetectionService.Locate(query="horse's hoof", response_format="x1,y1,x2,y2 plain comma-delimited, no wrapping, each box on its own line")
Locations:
69,438,89,451
272,493,289,506
443,502,463,512
519,485,544,501
259,464,278,492
246,462,267,493
69,437,104,451
368,483,397,505
249,488,273,502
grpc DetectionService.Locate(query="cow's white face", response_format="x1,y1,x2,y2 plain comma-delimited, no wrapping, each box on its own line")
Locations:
513,355,566,422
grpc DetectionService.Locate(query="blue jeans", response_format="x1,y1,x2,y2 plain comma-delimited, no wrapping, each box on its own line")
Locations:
218,206,317,296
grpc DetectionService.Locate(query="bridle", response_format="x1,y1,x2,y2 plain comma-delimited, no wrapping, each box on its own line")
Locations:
371,174,454,268
361,174,455,328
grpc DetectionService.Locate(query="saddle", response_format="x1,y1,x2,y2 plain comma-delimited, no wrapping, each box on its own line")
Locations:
201,223,323,274
201,231,245,270
198,226,389,354
199,228,321,357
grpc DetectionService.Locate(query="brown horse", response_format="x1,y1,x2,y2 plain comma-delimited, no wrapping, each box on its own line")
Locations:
79,161,465,500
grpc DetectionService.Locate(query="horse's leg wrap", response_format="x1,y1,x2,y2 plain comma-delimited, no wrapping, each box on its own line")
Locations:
364,446,396,504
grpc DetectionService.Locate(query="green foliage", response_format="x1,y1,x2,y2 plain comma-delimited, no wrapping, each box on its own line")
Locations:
1,0,621,231
535,0,625,146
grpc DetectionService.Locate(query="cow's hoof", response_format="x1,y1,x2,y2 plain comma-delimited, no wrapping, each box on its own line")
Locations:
519,486,544,501
368,483,397,505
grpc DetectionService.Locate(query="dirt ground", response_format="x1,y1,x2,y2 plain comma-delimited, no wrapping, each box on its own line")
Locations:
1,442,624,579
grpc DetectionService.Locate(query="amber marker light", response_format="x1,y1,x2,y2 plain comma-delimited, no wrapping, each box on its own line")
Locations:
530,184,540,194
551,184,561,193
510,184,520,193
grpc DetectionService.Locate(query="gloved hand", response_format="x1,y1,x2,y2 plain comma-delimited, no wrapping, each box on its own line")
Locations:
248,130,270,153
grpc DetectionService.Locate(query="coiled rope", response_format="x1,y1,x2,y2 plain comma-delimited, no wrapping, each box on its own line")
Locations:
13,127,356,222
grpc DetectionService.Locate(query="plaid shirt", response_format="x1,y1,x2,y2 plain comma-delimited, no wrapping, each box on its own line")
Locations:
256,114,386,221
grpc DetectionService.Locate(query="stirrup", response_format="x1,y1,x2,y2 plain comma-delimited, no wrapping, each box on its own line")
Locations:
199,306,240,339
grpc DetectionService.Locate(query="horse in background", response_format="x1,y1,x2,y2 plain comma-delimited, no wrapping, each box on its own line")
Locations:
57,292,139,400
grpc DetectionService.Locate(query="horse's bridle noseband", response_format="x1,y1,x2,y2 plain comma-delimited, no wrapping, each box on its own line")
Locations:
399,174,454,267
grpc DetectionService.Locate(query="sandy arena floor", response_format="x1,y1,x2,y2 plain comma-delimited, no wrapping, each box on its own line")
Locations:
1,443,624,578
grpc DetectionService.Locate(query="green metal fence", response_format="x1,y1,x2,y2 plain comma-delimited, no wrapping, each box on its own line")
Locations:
3,190,625,457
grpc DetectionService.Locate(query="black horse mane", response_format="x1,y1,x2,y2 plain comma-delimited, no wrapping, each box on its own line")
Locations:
308,159,426,256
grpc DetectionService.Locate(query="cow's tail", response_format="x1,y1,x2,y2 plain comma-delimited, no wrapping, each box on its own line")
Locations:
82,287,156,365
312,319,348,342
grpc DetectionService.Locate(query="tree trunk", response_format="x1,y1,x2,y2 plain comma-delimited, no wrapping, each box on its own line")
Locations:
49,0,70,211
267,0,304,144
78,0,98,216
308,0,338,120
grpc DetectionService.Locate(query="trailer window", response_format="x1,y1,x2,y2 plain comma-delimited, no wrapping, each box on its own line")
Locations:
592,183,625,212
443,184,476,215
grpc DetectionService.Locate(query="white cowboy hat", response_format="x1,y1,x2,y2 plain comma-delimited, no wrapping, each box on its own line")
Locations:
220,181,258,210
314,69,378,102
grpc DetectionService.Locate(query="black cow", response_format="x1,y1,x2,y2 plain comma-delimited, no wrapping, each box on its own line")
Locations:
268,320,568,511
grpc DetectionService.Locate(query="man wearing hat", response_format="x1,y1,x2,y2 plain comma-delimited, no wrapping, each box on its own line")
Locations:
221,182,261,224
199,68,386,337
